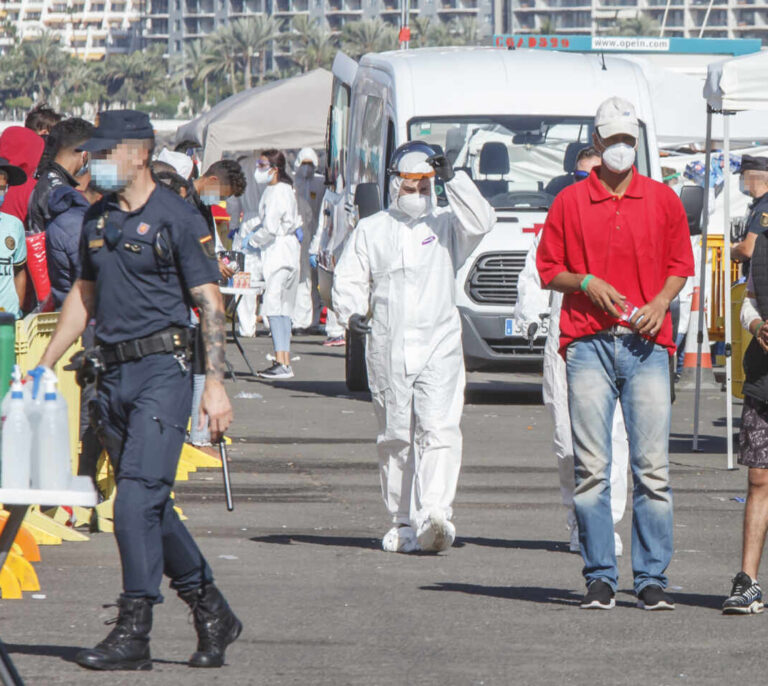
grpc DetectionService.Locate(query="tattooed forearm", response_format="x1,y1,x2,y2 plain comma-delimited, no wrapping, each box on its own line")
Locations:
190,283,227,382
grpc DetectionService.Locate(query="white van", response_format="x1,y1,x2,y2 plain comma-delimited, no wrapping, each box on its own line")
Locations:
317,46,661,389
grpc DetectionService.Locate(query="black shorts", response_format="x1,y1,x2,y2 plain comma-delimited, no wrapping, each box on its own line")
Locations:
739,395,768,469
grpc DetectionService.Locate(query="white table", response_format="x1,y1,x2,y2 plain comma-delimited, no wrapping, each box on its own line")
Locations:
0,476,97,684
219,284,264,380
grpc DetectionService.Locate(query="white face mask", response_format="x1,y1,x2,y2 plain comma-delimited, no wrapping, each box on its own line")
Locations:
397,193,431,220
254,168,272,185
601,143,636,174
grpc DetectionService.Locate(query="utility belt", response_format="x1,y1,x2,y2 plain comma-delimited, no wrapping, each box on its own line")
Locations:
99,326,191,365
66,326,192,387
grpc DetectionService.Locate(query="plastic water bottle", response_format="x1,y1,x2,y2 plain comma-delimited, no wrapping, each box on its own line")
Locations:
1,377,31,489
33,374,71,491
0,364,23,421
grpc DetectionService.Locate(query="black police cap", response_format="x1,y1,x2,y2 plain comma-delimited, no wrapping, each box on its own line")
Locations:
0,158,26,187
78,110,155,153
741,155,768,174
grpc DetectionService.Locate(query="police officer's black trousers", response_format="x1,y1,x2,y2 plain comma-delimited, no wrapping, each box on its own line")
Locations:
95,353,213,602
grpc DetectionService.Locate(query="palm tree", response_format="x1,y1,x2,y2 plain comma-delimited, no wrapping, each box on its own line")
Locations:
425,20,455,47
340,18,398,59
537,17,556,34
410,16,433,48
451,16,481,44
22,30,66,101
607,13,660,35
289,15,337,72
231,16,282,89
200,26,241,95
170,39,211,108
102,49,165,107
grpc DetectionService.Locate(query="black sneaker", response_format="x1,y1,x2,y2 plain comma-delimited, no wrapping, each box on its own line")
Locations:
580,580,615,610
637,584,675,611
723,571,764,615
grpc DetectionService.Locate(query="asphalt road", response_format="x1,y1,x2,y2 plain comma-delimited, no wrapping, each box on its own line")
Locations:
0,334,757,685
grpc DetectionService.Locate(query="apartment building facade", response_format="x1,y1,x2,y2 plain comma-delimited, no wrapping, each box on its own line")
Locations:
505,0,768,42
143,0,495,65
0,0,141,58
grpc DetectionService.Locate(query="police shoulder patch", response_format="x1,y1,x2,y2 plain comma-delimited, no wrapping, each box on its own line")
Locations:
199,234,215,258
4,236,14,251
761,212,768,228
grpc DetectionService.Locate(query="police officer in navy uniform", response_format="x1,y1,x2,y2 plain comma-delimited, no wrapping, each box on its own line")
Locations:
35,111,240,671
732,155,768,271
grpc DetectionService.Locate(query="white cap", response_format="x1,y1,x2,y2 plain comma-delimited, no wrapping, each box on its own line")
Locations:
294,147,319,170
156,148,194,180
594,97,639,141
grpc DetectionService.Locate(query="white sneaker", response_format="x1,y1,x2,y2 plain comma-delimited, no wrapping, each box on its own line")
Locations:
416,512,455,553
382,526,420,553
258,364,294,379
614,531,623,558
569,526,580,553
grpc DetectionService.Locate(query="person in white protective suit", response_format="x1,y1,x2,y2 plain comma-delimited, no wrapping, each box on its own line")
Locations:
308,212,346,347
333,142,496,553
230,154,268,337
515,231,629,555
242,149,301,379
293,148,325,332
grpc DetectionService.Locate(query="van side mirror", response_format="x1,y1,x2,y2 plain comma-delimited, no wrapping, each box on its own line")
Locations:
679,185,704,236
354,182,381,220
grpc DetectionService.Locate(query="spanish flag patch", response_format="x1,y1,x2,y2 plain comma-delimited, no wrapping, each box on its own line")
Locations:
199,234,215,258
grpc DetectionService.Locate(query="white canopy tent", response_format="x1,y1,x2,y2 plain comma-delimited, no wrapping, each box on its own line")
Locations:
175,69,333,170
622,56,768,149
694,50,768,467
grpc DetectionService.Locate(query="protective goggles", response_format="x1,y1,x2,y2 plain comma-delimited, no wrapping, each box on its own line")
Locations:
392,169,435,180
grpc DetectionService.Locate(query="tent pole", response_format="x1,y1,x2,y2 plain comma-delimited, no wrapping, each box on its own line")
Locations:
693,108,713,451
723,114,735,470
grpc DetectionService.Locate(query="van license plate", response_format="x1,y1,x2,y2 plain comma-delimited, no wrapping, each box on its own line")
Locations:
504,318,515,336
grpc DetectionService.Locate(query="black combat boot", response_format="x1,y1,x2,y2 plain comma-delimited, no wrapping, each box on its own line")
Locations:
75,597,153,671
179,584,242,668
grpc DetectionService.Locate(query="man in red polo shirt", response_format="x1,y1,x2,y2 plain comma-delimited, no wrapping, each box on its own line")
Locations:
537,97,694,611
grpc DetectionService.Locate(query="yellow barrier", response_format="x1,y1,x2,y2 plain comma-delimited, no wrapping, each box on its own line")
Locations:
707,235,742,343
15,313,82,471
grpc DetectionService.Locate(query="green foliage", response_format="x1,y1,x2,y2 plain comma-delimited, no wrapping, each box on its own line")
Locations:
0,16,489,119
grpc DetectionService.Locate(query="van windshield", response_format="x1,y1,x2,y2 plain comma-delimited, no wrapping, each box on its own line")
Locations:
408,116,650,211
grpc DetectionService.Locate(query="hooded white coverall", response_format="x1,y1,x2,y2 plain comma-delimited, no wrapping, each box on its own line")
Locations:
515,232,628,535
230,156,266,336
247,182,301,317
333,171,496,528
293,156,325,330
309,199,345,339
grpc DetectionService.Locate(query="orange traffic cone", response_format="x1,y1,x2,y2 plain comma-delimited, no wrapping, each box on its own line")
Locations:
678,285,718,390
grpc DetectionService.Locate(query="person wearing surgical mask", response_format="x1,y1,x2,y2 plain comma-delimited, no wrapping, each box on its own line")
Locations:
537,97,695,612
333,141,496,554
292,148,325,333
731,155,768,266
243,149,301,379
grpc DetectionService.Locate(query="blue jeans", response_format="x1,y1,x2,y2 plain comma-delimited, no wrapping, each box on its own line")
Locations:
566,333,673,594
268,315,291,353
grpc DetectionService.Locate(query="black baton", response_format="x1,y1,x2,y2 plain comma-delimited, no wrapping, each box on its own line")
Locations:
219,440,234,511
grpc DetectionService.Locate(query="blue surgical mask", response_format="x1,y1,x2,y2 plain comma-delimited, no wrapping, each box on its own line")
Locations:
201,193,219,206
90,159,125,192
0,192,5,206
740,176,751,197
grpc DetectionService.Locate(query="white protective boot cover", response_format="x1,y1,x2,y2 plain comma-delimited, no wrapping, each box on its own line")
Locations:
382,526,420,553
416,512,455,553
